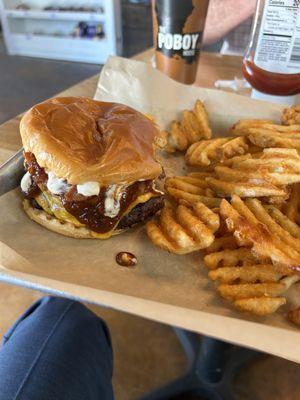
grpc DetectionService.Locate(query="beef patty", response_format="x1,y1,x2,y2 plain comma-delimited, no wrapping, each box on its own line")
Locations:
118,196,164,229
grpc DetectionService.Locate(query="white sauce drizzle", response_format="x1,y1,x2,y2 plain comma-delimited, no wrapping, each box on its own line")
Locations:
77,182,100,196
20,171,32,192
46,171,71,195
104,184,125,218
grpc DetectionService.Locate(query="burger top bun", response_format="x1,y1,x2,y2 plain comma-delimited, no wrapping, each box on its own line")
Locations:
20,97,162,185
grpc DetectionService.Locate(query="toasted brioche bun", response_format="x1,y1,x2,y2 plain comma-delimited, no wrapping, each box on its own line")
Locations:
20,97,162,185
23,200,124,239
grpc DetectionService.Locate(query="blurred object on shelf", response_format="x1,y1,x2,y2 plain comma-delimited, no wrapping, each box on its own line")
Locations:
128,0,151,4
0,0,122,63
44,6,104,13
73,22,105,39
16,3,30,10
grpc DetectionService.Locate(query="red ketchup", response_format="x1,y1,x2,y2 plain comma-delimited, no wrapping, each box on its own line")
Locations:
242,0,300,105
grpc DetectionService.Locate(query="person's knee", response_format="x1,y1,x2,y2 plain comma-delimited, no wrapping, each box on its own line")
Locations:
3,296,112,358
0,296,114,400
37,296,112,350
51,297,112,349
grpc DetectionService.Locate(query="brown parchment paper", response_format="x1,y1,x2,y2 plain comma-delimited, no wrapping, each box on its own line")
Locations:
1,56,300,362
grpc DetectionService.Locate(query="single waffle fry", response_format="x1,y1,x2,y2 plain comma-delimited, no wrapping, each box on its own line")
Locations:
205,235,238,253
231,119,274,135
214,148,300,187
192,202,220,232
204,248,258,270
287,307,300,326
282,105,300,126
187,172,216,179
160,208,194,248
185,138,229,167
238,147,300,173
164,100,212,152
260,196,288,206
206,177,287,198
193,99,212,139
222,153,252,167
146,203,219,254
181,110,204,143
209,264,291,283
232,120,300,136
146,221,176,253
165,121,189,153
165,176,210,195
214,215,233,237
248,128,300,151
265,205,300,239
283,183,300,224
218,281,287,300
165,175,221,208
220,195,300,272
218,275,299,301
246,199,300,252
185,137,248,167
214,164,294,188
154,130,168,149
234,297,286,316
217,136,249,161
166,187,221,208
257,123,300,133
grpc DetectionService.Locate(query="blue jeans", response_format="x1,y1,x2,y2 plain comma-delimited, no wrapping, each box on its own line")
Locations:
0,296,114,400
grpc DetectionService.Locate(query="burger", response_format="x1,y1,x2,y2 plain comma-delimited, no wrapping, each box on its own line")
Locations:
20,97,164,239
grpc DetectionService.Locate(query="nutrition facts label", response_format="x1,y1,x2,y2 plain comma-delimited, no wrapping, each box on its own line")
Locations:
254,0,300,74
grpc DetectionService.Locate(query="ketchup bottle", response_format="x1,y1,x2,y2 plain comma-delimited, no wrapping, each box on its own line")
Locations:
243,0,300,105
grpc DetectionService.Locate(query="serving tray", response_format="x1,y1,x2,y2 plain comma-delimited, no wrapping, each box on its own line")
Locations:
1,57,299,363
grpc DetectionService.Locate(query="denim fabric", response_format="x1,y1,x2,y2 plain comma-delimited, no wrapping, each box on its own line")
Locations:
0,296,114,400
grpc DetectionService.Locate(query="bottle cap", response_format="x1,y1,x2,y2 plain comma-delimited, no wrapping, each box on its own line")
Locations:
251,89,299,106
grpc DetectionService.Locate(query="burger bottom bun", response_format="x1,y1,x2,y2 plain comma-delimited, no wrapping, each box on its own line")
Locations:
23,199,124,239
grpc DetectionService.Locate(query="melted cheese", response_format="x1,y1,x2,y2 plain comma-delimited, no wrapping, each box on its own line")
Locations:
35,190,158,239
90,192,155,239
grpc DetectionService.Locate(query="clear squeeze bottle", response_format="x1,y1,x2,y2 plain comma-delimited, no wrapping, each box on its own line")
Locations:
243,0,300,105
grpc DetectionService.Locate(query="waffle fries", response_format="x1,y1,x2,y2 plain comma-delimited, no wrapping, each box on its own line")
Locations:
220,195,300,272
206,148,300,200
204,234,298,315
164,100,212,153
146,202,219,254
283,183,300,224
282,105,300,126
147,104,300,317
185,137,249,167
